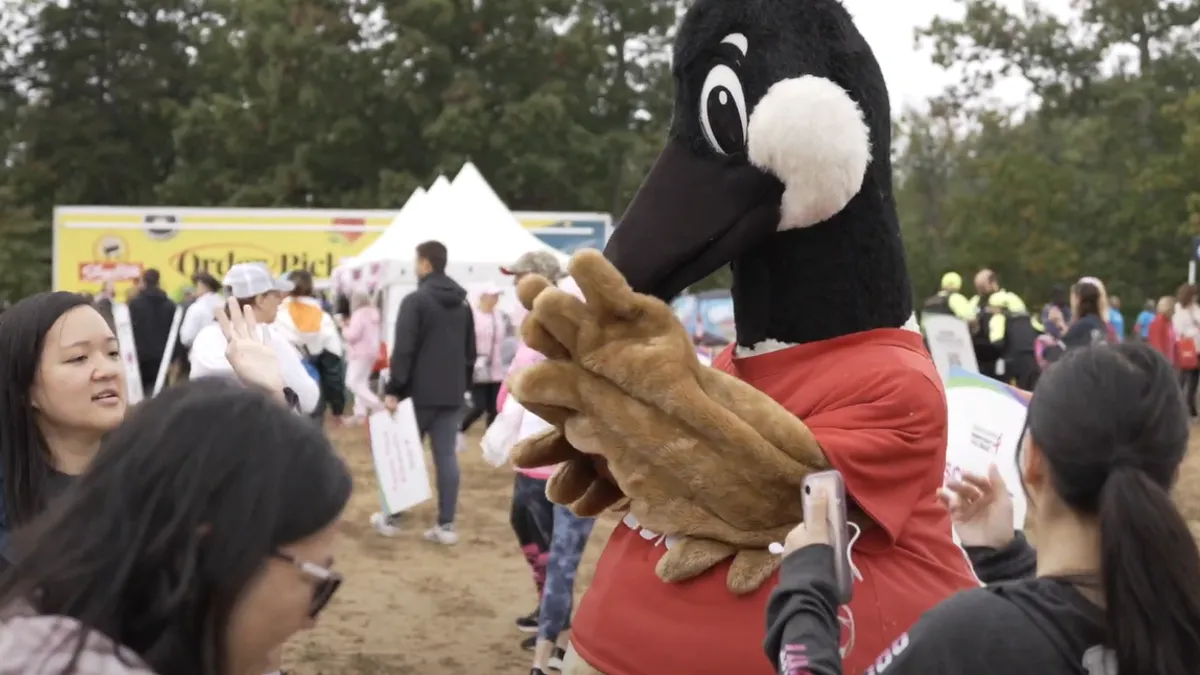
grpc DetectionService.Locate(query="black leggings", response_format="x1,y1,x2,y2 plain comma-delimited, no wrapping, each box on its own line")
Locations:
1182,369,1199,416
461,382,501,431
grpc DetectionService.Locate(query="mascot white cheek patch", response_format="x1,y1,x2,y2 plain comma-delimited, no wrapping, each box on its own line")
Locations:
748,76,872,230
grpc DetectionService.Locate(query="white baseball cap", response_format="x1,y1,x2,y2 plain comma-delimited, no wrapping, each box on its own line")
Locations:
223,262,294,299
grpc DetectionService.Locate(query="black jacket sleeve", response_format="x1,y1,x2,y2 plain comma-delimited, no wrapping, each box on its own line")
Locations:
765,544,1062,675
464,306,477,389
965,531,1037,584
385,294,420,398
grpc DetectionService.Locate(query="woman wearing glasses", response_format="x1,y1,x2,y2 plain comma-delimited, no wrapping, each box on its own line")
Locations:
0,376,351,674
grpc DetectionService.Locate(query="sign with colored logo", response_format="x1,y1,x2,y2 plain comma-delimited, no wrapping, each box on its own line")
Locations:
944,366,1030,530
53,206,612,295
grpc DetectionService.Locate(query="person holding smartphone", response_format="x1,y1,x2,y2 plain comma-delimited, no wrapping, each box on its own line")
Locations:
765,343,1200,675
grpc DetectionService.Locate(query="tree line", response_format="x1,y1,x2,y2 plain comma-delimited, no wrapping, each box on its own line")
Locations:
0,0,1197,308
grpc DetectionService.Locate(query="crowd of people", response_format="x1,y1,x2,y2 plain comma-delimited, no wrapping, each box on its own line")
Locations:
0,246,1198,675
922,268,1200,409
1,239,594,675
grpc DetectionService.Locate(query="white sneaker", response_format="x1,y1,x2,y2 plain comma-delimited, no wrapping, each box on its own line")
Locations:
370,512,401,537
424,524,459,545
455,432,467,454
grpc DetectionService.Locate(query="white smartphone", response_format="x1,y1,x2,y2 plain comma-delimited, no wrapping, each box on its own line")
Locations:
802,470,853,604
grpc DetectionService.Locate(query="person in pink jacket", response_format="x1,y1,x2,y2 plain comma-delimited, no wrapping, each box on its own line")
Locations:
461,286,510,436
342,292,382,422
495,258,595,670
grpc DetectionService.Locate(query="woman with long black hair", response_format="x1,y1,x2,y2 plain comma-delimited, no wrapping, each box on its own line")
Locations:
0,377,352,674
766,342,1200,674
0,292,129,568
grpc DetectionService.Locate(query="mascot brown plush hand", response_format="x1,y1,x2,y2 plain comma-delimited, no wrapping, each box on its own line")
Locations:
508,1,981,674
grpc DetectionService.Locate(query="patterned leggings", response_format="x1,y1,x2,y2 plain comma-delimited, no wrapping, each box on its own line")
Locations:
538,505,596,642
510,474,554,599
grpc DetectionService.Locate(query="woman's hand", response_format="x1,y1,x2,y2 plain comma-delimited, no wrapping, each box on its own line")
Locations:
782,487,832,556
216,297,285,396
938,463,1016,549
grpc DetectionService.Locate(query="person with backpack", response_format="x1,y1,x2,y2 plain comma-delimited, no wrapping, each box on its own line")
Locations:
921,272,974,320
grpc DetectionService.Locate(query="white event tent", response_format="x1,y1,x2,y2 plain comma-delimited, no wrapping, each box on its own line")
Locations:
339,163,568,350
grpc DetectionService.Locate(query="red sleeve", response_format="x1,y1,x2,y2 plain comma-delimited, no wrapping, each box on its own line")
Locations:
804,364,947,544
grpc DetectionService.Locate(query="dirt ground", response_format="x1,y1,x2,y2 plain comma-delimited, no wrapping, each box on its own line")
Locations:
283,426,616,674
284,425,1200,675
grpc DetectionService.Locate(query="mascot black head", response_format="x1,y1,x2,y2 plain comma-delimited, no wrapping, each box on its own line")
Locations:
604,0,913,349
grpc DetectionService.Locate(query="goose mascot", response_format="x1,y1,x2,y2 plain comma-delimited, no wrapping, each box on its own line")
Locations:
507,1,980,673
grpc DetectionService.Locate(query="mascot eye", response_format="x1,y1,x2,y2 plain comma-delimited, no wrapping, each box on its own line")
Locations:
698,64,748,156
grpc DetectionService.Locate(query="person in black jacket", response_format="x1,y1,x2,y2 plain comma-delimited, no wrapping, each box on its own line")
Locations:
127,269,177,397
765,342,1200,675
380,240,475,545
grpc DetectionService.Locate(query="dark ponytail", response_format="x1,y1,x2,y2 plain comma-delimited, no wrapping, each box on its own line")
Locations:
1028,343,1200,675
1099,467,1200,675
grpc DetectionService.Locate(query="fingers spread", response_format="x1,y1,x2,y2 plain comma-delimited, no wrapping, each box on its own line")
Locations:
726,549,781,595
569,249,640,320
530,288,591,356
655,537,736,583
947,481,985,505
215,299,234,339
509,361,585,412
511,429,579,469
516,274,554,310
546,458,599,504
521,316,570,361
571,478,624,517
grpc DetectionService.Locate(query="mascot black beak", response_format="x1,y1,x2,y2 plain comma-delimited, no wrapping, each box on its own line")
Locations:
604,24,874,302
604,141,783,301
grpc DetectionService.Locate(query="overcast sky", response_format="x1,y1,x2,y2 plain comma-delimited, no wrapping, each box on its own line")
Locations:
840,0,1073,110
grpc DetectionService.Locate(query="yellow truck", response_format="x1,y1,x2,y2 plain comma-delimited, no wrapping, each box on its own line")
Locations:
53,206,611,296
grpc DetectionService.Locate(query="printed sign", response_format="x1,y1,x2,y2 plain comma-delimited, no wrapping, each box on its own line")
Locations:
921,314,979,380
368,402,433,515
111,303,144,405
945,367,1030,530
54,206,612,296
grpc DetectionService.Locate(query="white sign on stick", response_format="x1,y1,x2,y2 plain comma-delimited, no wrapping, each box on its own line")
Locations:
921,314,979,380
152,306,183,397
111,303,144,405
944,366,1031,530
368,402,432,516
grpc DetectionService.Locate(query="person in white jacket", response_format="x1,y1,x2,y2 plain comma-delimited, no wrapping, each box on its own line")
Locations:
274,270,347,423
178,272,223,350
1173,282,1200,416
190,263,320,415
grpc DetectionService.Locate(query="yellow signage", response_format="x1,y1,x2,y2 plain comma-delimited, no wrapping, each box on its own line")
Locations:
54,206,611,296
55,208,391,295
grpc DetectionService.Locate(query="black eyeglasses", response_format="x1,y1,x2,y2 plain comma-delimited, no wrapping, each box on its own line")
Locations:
271,551,343,618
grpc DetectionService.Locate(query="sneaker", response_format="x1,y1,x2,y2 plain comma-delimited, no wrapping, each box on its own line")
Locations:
455,432,468,454
424,524,459,545
548,646,566,671
370,512,401,537
515,609,539,633
520,635,537,651
531,669,549,675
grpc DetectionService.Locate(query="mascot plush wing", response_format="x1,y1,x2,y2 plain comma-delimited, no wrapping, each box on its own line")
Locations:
509,1,982,673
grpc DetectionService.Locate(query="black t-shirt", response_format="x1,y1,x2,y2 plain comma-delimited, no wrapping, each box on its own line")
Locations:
0,471,77,572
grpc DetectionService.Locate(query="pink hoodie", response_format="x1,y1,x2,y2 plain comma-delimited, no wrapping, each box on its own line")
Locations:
343,306,381,362
498,277,582,480
472,307,509,383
